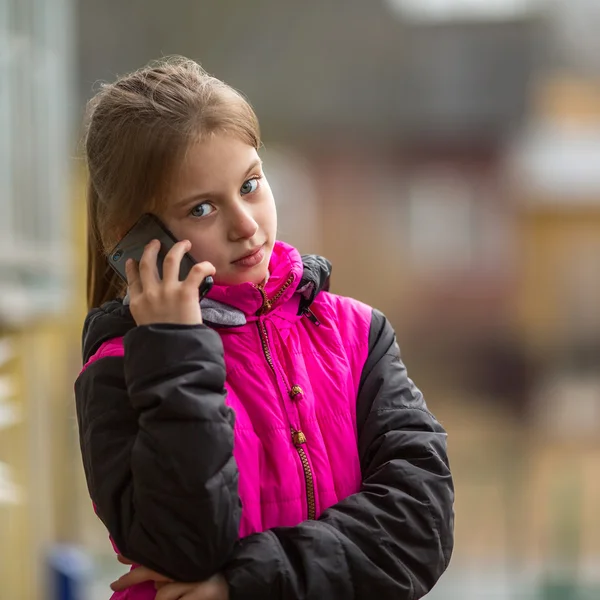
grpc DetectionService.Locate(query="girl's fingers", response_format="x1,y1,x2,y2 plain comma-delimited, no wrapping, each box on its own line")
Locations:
110,566,171,592
138,240,161,289
125,259,142,296
162,240,192,283
183,261,216,291
156,583,195,600
124,240,208,326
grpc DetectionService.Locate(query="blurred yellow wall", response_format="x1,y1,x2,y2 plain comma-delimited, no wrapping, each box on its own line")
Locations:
0,173,87,600
516,209,600,349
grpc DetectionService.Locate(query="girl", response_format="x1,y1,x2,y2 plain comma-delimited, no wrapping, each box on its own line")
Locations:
75,57,454,600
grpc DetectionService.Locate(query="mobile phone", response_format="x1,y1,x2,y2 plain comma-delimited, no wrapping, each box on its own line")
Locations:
107,213,213,298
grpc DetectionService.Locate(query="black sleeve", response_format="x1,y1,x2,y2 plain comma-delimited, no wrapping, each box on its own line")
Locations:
75,323,241,582
223,309,454,600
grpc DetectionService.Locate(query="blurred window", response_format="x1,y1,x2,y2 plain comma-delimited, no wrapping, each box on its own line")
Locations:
406,168,512,276
384,0,545,23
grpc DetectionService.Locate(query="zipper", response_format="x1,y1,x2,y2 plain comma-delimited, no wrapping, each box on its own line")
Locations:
255,275,295,316
291,428,316,520
255,282,317,520
257,319,277,374
256,275,320,326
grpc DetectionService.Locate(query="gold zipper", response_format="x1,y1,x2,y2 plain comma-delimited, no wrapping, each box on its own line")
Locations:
255,284,317,520
291,428,316,520
257,319,277,373
256,275,295,316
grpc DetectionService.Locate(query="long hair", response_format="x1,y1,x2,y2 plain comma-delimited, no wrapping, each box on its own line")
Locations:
83,56,261,309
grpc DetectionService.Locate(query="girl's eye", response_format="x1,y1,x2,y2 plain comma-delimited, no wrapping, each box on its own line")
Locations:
240,177,260,196
190,203,214,218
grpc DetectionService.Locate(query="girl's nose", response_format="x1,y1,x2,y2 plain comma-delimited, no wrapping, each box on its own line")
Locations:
227,204,259,241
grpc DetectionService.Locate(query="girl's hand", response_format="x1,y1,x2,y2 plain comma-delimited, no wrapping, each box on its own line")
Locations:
154,576,229,600
111,564,228,600
110,564,171,590
125,239,215,326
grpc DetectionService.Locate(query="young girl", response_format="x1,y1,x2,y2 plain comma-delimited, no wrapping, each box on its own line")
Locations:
75,57,454,600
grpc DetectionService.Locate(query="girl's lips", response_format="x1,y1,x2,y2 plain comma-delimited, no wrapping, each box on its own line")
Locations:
232,244,265,268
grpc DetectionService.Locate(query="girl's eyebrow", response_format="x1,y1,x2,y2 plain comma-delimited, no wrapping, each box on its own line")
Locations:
173,158,263,208
244,158,263,177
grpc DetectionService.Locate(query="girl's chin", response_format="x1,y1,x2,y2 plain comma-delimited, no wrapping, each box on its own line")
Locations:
213,265,269,287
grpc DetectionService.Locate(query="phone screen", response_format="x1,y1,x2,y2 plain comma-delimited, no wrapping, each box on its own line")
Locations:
107,213,213,298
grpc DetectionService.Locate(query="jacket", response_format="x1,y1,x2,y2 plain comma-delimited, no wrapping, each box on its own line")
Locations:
75,240,454,600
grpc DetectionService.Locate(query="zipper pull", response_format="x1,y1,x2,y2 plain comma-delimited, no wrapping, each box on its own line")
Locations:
289,385,304,401
292,430,307,446
303,308,320,326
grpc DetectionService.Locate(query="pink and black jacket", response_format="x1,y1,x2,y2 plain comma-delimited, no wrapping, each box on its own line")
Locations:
75,241,454,600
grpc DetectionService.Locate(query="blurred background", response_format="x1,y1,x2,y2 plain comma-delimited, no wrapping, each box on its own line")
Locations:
2,0,600,598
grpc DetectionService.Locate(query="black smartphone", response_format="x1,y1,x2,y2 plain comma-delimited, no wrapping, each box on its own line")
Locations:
107,213,213,299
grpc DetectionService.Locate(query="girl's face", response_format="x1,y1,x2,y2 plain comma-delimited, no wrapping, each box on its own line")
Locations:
161,134,277,286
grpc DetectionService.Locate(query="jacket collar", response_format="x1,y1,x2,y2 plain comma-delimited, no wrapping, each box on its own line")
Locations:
206,240,329,320
83,241,333,361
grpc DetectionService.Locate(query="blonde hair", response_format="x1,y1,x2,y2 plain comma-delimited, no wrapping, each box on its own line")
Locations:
84,56,261,309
